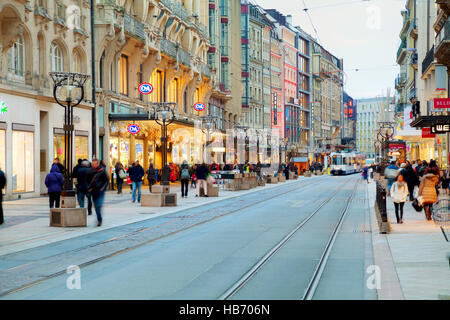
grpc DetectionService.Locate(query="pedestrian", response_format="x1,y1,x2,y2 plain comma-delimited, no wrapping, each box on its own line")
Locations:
384,161,399,193
146,163,157,192
45,164,64,209
190,164,197,189
53,157,65,175
115,161,125,194
362,166,369,184
0,167,6,225
87,159,109,227
128,160,145,203
77,160,93,215
283,164,290,180
195,163,209,197
418,160,439,221
391,174,409,224
72,159,83,185
400,161,418,201
255,161,262,177
180,161,190,198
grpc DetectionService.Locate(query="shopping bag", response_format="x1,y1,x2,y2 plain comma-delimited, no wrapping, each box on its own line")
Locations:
412,198,423,212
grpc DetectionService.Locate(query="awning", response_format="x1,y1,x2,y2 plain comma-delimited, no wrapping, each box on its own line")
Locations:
410,115,450,128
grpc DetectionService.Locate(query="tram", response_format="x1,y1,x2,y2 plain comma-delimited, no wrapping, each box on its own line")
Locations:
330,152,366,175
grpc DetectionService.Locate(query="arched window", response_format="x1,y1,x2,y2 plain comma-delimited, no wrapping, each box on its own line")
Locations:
7,36,25,78
73,51,81,73
50,42,63,72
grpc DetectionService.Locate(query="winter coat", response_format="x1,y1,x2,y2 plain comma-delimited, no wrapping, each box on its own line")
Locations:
401,166,419,186
418,173,439,204
0,169,6,190
128,164,145,182
391,181,409,203
146,167,156,181
88,166,109,193
76,166,91,193
196,164,209,180
45,164,64,193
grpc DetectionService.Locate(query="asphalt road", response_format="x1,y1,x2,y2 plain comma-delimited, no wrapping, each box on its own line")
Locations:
0,175,376,300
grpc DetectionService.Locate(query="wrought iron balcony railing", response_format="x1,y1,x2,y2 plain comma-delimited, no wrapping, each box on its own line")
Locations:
421,45,435,76
123,13,146,41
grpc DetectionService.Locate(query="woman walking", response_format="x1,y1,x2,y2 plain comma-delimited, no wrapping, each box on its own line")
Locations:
45,164,64,208
391,174,409,224
146,164,157,192
115,162,125,194
418,160,439,221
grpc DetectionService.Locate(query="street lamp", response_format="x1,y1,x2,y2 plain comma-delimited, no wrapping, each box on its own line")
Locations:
50,72,90,196
200,115,218,164
151,102,176,185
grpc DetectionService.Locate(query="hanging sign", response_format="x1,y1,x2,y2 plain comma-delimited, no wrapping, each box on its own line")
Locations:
422,127,436,138
0,101,7,114
138,82,154,95
431,124,450,134
193,102,206,112
433,98,450,109
127,124,140,134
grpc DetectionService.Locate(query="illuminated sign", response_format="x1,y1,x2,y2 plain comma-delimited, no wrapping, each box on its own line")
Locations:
431,124,450,134
127,124,140,134
193,102,206,112
138,83,154,95
422,128,436,138
434,98,450,109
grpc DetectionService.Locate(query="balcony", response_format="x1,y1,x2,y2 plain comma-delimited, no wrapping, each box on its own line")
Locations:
395,73,406,89
400,11,410,37
408,18,418,39
421,45,435,77
123,13,146,42
436,1,450,15
435,19,450,66
396,39,407,63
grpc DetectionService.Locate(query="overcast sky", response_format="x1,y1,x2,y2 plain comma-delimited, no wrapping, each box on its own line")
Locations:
257,0,406,99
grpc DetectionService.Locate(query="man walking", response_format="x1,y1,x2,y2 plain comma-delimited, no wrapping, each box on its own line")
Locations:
180,161,190,198
77,160,93,215
195,163,209,197
88,159,109,227
0,167,6,225
128,160,145,203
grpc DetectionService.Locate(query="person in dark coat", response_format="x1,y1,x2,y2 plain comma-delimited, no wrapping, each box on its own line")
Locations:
53,158,65,175
128,160,145,203
0,167,6,225
77,160,93,215
283,164,290,180
115,162,125,194
72,159,83,183
88,159,109,226
146,163,157,192
195,163,209,197
400,161,418,201
180,161,190,198
45,164,64,208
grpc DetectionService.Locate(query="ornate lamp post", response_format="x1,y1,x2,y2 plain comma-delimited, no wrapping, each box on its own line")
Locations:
150,102,176,185
50,72,90,196
200,115,218,164
376,121,395,163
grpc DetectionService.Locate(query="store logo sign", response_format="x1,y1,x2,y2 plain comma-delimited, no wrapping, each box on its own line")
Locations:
127,124,140,134
193,102,206,112
138,83,154,95
431,124,450,134
434,98,450,109
0,101,7,114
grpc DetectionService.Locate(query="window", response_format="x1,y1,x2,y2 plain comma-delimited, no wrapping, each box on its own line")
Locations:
73,51,81,73
195,88,200,103
7,36,25,78
13,131,34,193
168,78,179,103
50,42,63,72
150,69,164,102
0,129,5,174
75,135,88,161
119,54,128,96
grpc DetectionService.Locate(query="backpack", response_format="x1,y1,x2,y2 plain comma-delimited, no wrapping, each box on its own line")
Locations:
181,168,190,180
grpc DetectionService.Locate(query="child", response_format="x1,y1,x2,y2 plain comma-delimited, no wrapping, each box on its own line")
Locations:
191,173,197,189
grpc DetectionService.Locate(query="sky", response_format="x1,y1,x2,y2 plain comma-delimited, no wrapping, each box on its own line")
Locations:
256,0,406,99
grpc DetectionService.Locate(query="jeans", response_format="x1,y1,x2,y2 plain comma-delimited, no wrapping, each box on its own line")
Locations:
394,202,405,222
91,191,105,222
77,190,92,214
117,178,123,194
132,181,142,202
0,191,3,224
181,179,189,197
49,192,61,208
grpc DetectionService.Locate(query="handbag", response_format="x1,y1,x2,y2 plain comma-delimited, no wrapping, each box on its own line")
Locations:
412,198,423,212
119,169,127,179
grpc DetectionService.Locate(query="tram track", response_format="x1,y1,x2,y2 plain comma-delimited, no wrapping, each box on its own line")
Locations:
218,178,359,300
0,175,331,297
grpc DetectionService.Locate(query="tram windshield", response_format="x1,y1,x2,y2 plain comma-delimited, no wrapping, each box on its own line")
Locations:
332,155,342,165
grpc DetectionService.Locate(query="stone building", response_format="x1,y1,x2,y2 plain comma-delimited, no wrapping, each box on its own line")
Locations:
0,0,93,199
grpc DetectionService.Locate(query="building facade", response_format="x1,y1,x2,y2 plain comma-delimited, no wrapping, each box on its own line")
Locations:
0,0,93,199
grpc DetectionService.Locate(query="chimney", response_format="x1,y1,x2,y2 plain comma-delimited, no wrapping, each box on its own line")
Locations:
286,15,292,25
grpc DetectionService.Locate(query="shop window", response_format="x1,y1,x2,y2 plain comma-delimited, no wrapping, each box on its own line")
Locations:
53,134,65,165
0,129,5,173
75,136,89,160
12,131,34,193
109,137,119,167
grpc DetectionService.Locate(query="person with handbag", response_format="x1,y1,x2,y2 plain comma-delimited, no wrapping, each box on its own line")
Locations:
391,174,409,224
115,162,125,195
418,160,439,221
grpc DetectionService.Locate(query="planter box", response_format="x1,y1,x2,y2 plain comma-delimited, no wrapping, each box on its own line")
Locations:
278,176,286,182
240,183,250,190
50,208,87,227
141,193,177,207
207,184,219,197
151,185,170,194
267,176,278,184
257,179,266,187
304,172,312,177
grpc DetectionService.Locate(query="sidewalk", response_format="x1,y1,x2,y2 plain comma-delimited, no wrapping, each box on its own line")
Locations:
368,180,450,300
0,176,315,257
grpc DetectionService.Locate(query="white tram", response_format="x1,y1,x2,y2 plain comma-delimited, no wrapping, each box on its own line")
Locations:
330,152,366,175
